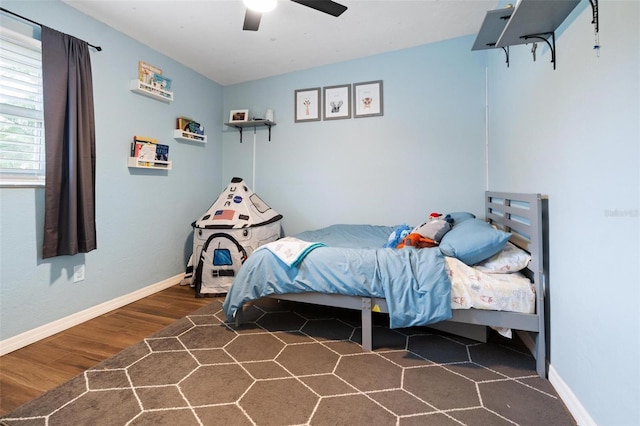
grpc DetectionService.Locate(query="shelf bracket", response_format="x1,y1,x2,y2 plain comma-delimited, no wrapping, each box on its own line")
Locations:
244,123,272,142
589,0,600,55
487,43,510,68
522,32,556,70
265,123,272,141
498,12,511,69
501,46,510,68
589,0,599,34
226,121,275,143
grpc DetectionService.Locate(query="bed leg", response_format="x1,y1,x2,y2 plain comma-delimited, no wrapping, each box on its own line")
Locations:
516,330,547,378
234,308,244,327
535,332,547,378
361,298,373,351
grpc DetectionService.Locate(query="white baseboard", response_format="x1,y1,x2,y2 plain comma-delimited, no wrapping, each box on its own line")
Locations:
549,364,596,426
0,274,184,356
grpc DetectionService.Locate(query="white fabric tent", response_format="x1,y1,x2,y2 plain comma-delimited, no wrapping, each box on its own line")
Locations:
194,177,282,230
182,177,283,295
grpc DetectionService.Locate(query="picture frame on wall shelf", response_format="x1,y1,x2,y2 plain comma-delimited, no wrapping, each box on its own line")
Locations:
229,109,249,123
323,84,351,120
353,80,384,118
294,87,321,122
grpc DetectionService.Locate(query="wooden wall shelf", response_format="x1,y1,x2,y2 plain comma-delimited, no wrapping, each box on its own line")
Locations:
224,120,275,143
472,0,581,69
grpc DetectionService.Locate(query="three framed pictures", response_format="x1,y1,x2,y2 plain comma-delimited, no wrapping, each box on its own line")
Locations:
294,80,383,122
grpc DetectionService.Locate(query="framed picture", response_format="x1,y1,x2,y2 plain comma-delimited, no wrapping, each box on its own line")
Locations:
294,87,321,122
353,80,384,118
323,84,351,120
229,109,249,123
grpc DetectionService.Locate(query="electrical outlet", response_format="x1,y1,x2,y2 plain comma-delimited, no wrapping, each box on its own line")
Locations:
73,264,85,282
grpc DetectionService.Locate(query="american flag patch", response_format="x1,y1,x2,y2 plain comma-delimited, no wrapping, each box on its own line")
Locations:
214,210,234,220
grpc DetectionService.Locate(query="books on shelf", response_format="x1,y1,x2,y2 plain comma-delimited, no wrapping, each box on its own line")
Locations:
155,144,169,161
138,61,162,85
177,117,192,131
130,136,169,166
176,116,205,140
133,135,157,144
136,61,172,99
137,143,156,161
188,121,204,135
152,74,172,91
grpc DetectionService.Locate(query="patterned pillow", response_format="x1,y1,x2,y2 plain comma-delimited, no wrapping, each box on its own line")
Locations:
473,242,532,273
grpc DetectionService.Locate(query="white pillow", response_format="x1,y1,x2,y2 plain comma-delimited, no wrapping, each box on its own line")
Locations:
473,242,531,273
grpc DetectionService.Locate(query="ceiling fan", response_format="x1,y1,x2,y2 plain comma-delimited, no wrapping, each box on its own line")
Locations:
243,0,348,31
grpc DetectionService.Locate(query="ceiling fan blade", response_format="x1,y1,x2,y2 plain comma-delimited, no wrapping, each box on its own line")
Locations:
290,0,347,17
243,9,262,31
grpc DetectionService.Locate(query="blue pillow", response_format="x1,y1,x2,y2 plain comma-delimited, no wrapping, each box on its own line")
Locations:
439,218,511,265
446,211,476,225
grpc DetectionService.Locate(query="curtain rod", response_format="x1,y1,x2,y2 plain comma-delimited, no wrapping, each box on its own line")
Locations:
0,7,102,51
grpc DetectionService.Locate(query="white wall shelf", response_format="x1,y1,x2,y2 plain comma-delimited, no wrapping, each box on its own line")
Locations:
173,129,207,143
129,80,173,103
127,157,172,170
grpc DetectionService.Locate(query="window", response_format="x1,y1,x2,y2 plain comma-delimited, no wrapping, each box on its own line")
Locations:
0,26,45,187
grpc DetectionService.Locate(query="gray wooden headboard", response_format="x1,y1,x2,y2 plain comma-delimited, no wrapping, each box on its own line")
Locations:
485,191,549,375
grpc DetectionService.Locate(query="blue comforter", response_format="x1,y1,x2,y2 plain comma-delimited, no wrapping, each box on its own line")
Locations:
222,224,452,328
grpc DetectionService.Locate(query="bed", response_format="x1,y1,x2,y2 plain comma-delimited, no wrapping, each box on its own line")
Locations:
223,191,549,377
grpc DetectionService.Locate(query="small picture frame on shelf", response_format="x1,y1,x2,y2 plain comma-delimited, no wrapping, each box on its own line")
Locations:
229,109,249,123
323,84,351,120
294,87,321,122
353,80,384,118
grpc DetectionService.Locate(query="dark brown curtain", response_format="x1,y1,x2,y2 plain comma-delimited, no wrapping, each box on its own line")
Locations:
41,26,96,258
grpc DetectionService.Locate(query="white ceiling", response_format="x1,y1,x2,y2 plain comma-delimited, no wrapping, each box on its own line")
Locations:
62,0,498,86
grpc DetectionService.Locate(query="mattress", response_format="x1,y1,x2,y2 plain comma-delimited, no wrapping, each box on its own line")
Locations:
295,224,535,316
223,224,535,329
223,225,452,329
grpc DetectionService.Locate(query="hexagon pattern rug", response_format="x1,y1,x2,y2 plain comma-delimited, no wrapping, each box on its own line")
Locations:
0,297,575,426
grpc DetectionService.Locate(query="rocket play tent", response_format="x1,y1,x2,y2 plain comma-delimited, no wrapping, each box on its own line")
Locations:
182,177,283,296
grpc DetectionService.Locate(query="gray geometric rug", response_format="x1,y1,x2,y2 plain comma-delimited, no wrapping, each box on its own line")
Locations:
0,297,575,425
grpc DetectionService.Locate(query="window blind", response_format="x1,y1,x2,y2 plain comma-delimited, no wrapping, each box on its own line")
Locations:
0,26,45,186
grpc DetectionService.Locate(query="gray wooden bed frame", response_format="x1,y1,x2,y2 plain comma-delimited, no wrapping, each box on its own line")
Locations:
236,192,549,377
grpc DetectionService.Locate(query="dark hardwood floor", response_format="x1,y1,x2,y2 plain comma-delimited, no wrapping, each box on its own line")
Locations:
0,284,211,415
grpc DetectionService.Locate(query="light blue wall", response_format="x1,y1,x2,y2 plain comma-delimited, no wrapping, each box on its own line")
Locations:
486,2,639,425
220,3,640,424
0,1,223,339
222,36,488,235
1,1,638,425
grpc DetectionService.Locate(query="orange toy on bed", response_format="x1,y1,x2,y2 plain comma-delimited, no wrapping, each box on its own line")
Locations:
396,212,454,249
396,233,437,249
